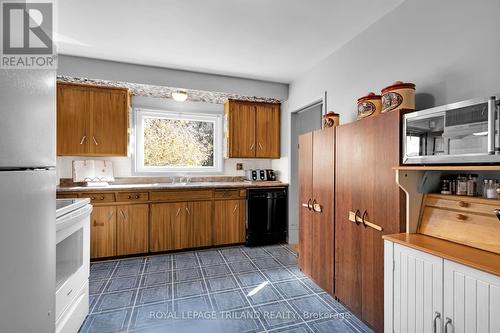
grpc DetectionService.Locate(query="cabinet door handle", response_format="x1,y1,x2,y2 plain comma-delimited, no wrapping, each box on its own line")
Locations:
249,143,255,151
120,210,126,220
92,136,99,145
185,207,191,215
433,311,441,333
258,142,263,150
233,204,238,214
79,136,86,145
493,209,500,221
444,317,452,333
175,208,181,217
93,221,104,227
456,213,467,221
458,201,469,208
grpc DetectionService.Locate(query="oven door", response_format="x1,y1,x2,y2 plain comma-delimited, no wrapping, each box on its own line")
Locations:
55,204,91,321
403,96,500,164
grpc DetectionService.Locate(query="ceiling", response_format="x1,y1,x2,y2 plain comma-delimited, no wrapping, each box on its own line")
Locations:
56,0,403,83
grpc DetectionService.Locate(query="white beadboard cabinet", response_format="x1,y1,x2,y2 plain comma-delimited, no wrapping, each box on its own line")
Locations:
443,260,500,333
385,240,500,333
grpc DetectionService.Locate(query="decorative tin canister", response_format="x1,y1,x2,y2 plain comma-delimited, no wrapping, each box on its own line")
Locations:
381,81,416,113
357,92,382,120
323,112,340,128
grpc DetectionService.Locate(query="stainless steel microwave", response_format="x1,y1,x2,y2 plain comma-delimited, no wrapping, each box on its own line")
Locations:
402,95,500,164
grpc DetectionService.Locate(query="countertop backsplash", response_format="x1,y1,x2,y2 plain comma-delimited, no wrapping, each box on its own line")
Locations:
56,156,274,185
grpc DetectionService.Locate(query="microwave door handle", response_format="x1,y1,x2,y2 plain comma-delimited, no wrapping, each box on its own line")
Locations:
488,96,496,154
496,98,500,154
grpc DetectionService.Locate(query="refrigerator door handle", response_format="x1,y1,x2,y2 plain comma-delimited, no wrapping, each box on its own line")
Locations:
488,96,496,154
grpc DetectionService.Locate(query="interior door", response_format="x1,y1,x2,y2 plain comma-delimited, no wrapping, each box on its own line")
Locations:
116,204,149,256
311,127,335,295
90,88,128,156
57,84,91,156
256,103,280,158
91,205,116,258
298,132,314,278
150,202,184,252
335,121,362,313
228,102,256,157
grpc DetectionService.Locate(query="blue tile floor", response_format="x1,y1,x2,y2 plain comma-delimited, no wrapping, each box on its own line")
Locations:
81,244,373,333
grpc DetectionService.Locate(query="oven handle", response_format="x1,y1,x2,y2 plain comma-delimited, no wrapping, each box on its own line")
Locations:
488,96,496,154
56,204,93,232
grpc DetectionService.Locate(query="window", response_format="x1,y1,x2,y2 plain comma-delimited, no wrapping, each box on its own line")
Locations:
134,108,223,174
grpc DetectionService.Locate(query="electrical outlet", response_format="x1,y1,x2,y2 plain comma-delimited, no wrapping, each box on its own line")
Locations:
236,163,243,170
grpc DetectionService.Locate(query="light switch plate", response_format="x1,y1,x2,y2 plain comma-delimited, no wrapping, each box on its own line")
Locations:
236,163,243,170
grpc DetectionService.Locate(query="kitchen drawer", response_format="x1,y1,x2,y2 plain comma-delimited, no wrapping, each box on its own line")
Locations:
150,189,213,202
57,193,79,199
116,191,149,202
79,192,115,203
425,194,498,216
214,189,244,199
418,206,500,254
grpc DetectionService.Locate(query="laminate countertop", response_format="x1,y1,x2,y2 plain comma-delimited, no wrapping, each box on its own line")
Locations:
383,233,500,277
57,181,288,192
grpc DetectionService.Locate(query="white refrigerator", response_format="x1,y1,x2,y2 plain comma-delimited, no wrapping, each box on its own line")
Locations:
0,69,56,333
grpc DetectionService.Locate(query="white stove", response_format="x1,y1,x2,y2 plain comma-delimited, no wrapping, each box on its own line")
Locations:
55,198,92,333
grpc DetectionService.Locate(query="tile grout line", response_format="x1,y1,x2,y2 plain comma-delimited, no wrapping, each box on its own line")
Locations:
245,247,312,332
194,251,215,311
125,260,146,330
263,246,365,333
218,247,269,333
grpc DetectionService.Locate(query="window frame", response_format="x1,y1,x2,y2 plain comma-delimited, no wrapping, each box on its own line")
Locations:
132,108,223,175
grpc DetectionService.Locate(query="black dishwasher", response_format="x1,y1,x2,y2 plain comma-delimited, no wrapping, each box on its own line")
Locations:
246,187,288,246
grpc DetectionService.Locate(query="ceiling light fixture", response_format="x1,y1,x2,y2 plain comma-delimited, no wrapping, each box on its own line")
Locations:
172,90,188,102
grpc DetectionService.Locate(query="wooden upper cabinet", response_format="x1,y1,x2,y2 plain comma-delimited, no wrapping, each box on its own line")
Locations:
57,84,91,155
90,88,129,156
57,82,130,156
224,100,280,158
256,103,280,158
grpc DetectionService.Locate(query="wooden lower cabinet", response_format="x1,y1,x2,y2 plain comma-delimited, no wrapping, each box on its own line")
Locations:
213,199,246,245
185,201,213,248
150,200,214,252
91,206,117,258
150,202,183,252
116,204,149,256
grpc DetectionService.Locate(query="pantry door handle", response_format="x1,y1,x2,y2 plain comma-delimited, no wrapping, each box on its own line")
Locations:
433,311,441,333
307,198,313,211
362,210,368,227
444,317,452,333
92,136,99,145
312,199,322,213
79,136,87,145
354,209,362,225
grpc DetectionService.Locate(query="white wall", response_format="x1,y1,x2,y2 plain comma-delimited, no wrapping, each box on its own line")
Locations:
278,0,500,243
58,55,289,100
56,95,273,180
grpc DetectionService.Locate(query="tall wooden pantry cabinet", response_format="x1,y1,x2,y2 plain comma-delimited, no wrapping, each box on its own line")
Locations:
335,110,406,332
298,127,335,295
